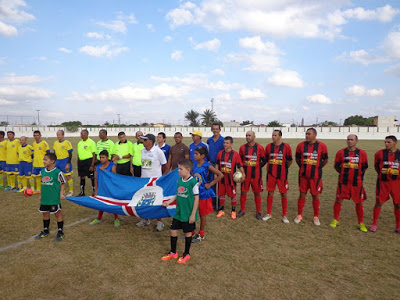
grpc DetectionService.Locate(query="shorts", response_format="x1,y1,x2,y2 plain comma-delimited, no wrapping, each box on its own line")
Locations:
376,179,400,204
19,161,32,176
0,161,6,172
266,175,289,193
241,178,263,193
199,198,214,216
78,158,94,177
55,158,73,175
133,165,142,177
336,182,366,203
170,217,196,233
299,176,323,196
6,164,19,174
32,167,43,176
116,162,131,176
218,181,236,198
39,204,62,213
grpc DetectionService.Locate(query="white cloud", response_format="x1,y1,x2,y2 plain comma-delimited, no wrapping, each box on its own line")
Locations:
336,49,387,65
146,24,155,32
0,0,35,37
193,38,221,51
239,36,281,54
0,98,13,105
239,88,266,100
164,35,172,42
58,47,72,54
0,73,44,84
79,45,129,58
281,108,297,114
366,88,384,97
104,106,116,113
165,6,194,28
345,85,384,97
212,69,225,76
383,30,400,59
385,64,400,77
171,50,183,61
306,94,332,104
97,20,127,33
342,5,399,22
86,32,111,40
0,85,55,101
267,69,304,88
0,21,18,36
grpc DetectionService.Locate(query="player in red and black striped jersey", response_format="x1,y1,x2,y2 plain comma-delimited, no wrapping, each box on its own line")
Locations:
370,135,400,233
263,130,292,223
215,136,245,219
294,128,328,226
331,135,368,232
238,131,267,219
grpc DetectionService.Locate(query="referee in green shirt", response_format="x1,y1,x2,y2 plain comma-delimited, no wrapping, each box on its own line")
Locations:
77,129,97,196
111,132,132,176
96,129,114,162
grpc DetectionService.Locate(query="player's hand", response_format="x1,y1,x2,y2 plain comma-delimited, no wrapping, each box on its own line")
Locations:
89,165,94,172
189,215,195,224
111,156,117,162
60,194,66,200
65,163,70,172
162,201,169,207
204,183,211,189
240,175,245,183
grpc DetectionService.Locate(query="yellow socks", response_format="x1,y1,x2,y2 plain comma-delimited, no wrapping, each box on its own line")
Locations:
9,174,16,188
17,176,23,189
0,171,4,187
35,176,41,191
68,178,74,193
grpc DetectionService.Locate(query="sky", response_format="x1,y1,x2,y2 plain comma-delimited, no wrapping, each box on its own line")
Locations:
1,0,400,126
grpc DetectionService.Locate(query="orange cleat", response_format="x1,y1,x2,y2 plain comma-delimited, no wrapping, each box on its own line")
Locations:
161,252,178,261
231,211,237,219
216,210,225,218
177,254,191,264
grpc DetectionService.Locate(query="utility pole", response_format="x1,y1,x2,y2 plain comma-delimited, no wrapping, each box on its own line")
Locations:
36,110,40,125
117,114,121,126
211,98,214,111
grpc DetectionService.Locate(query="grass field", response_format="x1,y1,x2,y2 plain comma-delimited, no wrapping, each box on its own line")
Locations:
0,136,399,300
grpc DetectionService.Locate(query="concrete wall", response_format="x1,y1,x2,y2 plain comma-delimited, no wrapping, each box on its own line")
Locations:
1,126,400,140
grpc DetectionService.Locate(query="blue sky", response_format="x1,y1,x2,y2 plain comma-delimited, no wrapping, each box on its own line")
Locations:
1,0,400,126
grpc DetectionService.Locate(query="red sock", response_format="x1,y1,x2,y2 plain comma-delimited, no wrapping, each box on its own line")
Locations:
281,197,288,217
333,202,341,221
313,198,320,217
372,206,381,226
297,198,306,215
240,194,247,212
199,230,205,237
219,196,225,206
114,214,119,220
394,208,400,228
97,211,104,220
355,204,364,224
255,195,261,213
231,197,237,206
267,195,273,215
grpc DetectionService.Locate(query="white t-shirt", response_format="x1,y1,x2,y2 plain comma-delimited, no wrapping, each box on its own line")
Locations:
141,145,167,178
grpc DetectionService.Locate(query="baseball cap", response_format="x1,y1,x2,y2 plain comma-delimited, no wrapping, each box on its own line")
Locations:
140,133,156,142
190,130,202,137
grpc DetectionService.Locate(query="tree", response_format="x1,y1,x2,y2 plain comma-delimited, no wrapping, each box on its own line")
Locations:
185,109,200,127
267,120,282,127
240,120,253,126
322,120,338,126
343,115,374,126
61,121,82,132
200,109,217,127
0,121,9,126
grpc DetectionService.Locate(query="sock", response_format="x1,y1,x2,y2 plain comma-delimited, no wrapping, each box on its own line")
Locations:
68,178,73,193
184,236,192,256
267,195,273,215
240,194,247,212
17,176,22,189
199,230,205,237
372,206,381,226
43,219,50,233
90,175,95,189
80,178,85,194
255,195,261,213
219,196,225,207
281,197,288,217
22,176,28,189
219,205,224,211
8,173,15,187
298,197,306,215
334,201,342,221
394,208,400,228
232,206,236,212
28,176,34,189
36,176,42,191
114,214,119,220
231,197,237,207
356,204,364,224
170,236,178,254
97,211,104,220
57,221,64,234
0,171,3,186
312,198,320,217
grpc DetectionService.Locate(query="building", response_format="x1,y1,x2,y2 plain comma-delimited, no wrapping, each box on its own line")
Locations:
373,116,397,127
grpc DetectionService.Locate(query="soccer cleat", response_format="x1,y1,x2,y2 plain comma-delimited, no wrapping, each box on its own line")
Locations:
191,234,204,243
237,210,245,218
281,216,289,224
14,188,20,193
17,188,26,193
89,219,101,225
231,211,237,219
34,190,41,194
54,232,65,242
395,228,400,234
161,252,178,261
177,254,191,264
262,214,272,221
155,221,165,232
294,215,303,224
256,212,263,220
114,219,120,227
65,191,73,197
0,185,4,189
216,210,225,218
136,219,150,227
4,186,12,191
330,219,339,228
35,231,49,239
76,192,85,197
359,223,368,233
369,225,377,232
313,216,321,226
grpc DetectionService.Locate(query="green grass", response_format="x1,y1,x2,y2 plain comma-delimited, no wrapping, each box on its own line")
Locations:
0,137,399,299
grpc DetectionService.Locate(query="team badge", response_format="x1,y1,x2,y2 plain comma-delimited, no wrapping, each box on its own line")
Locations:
137,192,157,206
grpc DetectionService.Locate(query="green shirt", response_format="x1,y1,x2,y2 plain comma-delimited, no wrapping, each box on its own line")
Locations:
131,142,144,166
77,138,97,160
40,167,65,205
96,139,114,160
112,140,132,164
174,176,199,222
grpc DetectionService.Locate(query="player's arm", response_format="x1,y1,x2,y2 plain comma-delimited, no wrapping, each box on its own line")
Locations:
94,168,98,196
189,194,199,224
295,144,302,167
163,195,176,207
65,150,72,172
166,153,172,172
321,146,329,168
111,164,116,173
260,147,268,168
362,151,368,173
162,163,167,175
90,151,96,172
59,173,66,199
374,152,380,174
205,165,223,189
130,156,134,175
334,151,342,173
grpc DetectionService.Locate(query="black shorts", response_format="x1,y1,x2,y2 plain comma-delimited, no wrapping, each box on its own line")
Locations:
133,165,141,177
116,162,131,176
78,158,94,177
39,204,62,214
170,218,195,233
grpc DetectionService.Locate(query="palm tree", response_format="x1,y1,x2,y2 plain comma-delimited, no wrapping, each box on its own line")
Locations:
185,109,200,127
200,109,217,127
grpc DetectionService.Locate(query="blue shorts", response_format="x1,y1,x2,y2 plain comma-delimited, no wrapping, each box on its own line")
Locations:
32,167,43,175
55,158,73,175
19,161,33,176
6,164,19,173
0,161,6,172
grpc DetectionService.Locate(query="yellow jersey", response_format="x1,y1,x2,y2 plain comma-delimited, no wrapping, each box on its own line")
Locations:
33,140,50,167
18,144,34,163
6,139,20,164
53,139,73,160
0,140,6,161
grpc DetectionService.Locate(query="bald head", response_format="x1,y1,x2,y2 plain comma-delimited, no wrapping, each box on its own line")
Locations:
135,131,143,141
246,130,256,144
346,134,358,149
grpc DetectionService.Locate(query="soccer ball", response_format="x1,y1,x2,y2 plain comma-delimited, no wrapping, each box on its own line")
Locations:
233,171,243,183
24,188,33,197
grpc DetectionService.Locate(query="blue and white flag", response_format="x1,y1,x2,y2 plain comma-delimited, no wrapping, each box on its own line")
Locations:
66,169,179,219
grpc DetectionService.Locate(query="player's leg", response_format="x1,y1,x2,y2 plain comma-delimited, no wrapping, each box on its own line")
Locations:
161,220,179,260
54,209,64,241
264,175,276,221
36,210,50,239
280,192,289,223
0,162,5,188
193,198,212,242
295,176,308,223
251,178,263,220
370,180,387,232
229,186,238,219
89,211,104,225
217,182,226,217
310,178,323,226
238,179,250,217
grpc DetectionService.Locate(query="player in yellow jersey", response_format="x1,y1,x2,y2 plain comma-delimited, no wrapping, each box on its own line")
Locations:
53,130,74,196
4,131,20,191
16,136,34,193
32,130,50,193
0,131,6,189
